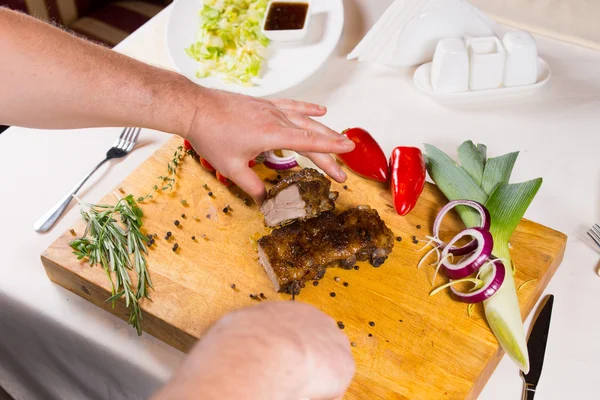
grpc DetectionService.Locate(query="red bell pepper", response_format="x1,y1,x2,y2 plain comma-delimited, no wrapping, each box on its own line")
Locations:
337,128,388,183
183,139,194,151
389,146,426,216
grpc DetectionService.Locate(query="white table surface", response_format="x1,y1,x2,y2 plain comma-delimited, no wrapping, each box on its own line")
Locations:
1,1,600,399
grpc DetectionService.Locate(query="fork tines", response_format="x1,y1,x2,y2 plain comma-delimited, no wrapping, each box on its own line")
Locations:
114,127,141,152
587,223,600,249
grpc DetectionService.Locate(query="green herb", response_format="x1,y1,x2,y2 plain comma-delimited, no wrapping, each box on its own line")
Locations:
69,194,152,335
425,140,542,373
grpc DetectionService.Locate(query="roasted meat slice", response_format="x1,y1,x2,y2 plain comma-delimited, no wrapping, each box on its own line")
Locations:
260,168,339,228
257,206,395,294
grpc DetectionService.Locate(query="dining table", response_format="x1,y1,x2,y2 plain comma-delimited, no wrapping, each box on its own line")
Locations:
1,1,600,399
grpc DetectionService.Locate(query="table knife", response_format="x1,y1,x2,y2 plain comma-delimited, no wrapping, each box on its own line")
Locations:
520,294,554,400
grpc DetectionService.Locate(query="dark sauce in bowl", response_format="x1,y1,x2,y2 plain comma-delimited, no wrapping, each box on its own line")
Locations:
264,2,309,31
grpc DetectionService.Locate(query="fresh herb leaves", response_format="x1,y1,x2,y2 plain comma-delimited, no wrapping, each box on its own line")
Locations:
70,195,152,335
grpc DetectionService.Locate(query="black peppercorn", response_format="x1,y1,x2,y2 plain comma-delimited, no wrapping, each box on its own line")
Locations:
337,321,345,330
208,191,213,197
191,236,196,240
354,265,359,270
259,293,267,300
312,281,319,286
174,220,180,226
368,321,375,327
230,284,236,289
172,243,179,252
396,236,402,242
343,282,349,287
368,333,373,337
330,292,336,297
222,207,228,213
416,224,421,229
343,185,348,190
181,214,186,219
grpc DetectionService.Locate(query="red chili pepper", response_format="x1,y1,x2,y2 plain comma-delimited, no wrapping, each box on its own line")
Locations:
389,146,426,216
337,128,388,183
216,171,233,187
183,139,193,151
200,157,216,172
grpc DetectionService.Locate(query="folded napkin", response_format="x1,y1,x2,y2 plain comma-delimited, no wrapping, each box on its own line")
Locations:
471,0,600,50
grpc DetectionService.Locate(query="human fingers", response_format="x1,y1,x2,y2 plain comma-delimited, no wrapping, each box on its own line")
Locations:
226,165,267,205
301,151,347,182
271,98,327,116
269,127,355,155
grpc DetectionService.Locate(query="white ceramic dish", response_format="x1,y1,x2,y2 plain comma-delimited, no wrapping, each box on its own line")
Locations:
165,0,344,97
413,57,551,103
261,0,311,42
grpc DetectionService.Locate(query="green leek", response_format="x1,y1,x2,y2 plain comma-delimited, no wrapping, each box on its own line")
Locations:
425,141,542,373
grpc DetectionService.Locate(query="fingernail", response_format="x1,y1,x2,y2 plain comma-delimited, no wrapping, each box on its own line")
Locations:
338,169,347,180
339,138,355,150
318,105,326,110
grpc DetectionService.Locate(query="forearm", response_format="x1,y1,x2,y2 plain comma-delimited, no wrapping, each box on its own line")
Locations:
0,8,197,134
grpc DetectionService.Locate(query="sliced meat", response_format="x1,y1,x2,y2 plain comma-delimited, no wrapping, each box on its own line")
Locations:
260,168,338,228
257,206,395,294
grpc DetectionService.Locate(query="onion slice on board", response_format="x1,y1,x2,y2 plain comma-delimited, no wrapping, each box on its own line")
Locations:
433,200,491,256
263,151,298,170
450,260,506,303
441,227,493,279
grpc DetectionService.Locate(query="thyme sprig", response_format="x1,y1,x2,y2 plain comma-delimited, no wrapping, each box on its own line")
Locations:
138,145,189,202
70,194,152,335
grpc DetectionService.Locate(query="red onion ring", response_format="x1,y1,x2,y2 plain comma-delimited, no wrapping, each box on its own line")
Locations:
433,200,491,255
263,151,298,170
450,260,506,303
441,227,493,279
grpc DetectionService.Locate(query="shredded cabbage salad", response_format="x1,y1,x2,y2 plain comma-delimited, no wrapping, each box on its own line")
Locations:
185,0,270,86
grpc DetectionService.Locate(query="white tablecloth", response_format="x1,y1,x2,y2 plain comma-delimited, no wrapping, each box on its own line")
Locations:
1,1,600,399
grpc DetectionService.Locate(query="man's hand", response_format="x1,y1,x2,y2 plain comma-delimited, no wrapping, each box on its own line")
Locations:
0,8,354,204
152,302,356,400
184,89,354,204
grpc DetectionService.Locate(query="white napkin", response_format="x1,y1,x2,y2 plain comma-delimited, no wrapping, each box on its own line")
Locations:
347,0,499,67
471,0,600,51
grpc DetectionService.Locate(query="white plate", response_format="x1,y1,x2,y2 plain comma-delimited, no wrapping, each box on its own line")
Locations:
165,0,344,97
413,57,551,104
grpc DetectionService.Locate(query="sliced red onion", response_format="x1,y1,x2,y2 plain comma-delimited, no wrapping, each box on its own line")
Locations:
450,260,506,303
263,151,298,170
433,200,491,255
441,227,493,279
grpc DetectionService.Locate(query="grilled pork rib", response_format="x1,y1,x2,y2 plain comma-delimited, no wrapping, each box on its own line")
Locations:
257,206,395,294
260,168,339,228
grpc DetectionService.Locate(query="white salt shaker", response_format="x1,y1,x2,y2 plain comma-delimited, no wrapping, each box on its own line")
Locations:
430,38,469,93
502,31,538,87
467,36,505,91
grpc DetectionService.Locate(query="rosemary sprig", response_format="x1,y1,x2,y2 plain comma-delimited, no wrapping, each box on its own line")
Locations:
70,194,152,335
138,145,188,202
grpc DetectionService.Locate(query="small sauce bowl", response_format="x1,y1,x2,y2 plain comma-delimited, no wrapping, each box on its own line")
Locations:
262,0,311,42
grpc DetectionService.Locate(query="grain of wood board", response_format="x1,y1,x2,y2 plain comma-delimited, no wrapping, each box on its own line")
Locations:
41,137,567,400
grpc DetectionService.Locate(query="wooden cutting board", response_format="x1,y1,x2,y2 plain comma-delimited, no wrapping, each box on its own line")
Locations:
41,137,566,399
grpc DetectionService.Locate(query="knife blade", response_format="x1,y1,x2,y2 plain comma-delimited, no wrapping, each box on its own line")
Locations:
520,294,554,400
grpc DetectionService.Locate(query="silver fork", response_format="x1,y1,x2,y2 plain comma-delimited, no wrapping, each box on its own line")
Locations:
34,127,141,233
587,224,600,250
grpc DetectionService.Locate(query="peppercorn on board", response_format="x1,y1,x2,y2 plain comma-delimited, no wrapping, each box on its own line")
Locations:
41,137,566,400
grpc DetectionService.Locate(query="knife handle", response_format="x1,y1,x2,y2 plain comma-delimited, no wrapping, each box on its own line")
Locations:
522,383,536,400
